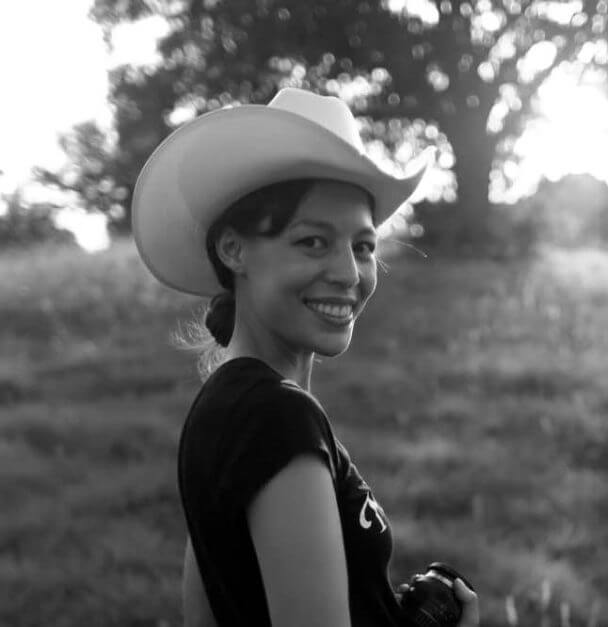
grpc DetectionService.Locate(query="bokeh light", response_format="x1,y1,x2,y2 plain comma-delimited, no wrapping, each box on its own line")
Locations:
491,62,608,204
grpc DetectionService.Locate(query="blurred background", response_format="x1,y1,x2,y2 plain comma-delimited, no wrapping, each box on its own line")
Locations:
1,1,607,626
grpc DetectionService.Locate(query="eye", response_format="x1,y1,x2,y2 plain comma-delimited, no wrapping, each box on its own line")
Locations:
296,236,376,255
357,241,376,255
297,236,326,249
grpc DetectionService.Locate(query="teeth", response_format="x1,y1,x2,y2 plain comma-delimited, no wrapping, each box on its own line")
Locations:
306,301,353,317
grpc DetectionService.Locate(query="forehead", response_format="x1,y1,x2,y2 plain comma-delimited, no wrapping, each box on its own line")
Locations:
289,180,375,232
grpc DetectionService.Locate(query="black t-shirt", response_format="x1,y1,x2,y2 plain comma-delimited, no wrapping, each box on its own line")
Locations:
178,356,404,626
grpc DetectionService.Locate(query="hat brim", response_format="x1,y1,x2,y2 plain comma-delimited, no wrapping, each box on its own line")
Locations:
132,105,432,297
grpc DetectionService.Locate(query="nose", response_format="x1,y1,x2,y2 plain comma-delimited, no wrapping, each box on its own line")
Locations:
325,244,360,288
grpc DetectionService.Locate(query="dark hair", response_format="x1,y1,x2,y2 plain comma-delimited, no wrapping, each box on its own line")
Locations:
173,178,375,378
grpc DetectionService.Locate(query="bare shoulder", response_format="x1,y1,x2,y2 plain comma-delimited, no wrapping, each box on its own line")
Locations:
247,453,351,627
182,535,218,627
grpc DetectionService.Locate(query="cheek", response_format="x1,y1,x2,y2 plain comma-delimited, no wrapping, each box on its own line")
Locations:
362,260,378,298
252,262,310,311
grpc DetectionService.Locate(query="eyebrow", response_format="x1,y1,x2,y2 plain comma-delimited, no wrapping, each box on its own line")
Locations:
289,219,376,237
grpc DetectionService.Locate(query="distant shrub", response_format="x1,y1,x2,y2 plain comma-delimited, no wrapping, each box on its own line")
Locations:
415,200,538,259
414,174,608,258
515,174,608,249
0,192,76,250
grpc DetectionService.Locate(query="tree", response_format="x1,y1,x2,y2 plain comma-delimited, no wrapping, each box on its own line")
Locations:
0,189,76,249
41,0,606,243
519,173,608,247
34,121,132,234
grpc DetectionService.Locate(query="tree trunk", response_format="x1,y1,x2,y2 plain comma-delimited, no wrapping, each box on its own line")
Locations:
420,109,496,253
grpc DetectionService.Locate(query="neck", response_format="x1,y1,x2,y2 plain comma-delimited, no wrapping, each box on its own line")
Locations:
223,343,314,392
223,291,316,391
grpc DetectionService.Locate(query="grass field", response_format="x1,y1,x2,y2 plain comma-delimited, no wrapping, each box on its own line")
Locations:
1,237,607,627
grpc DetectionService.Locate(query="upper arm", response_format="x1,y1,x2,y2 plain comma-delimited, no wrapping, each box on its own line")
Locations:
182,535,218,627
246,453,351,627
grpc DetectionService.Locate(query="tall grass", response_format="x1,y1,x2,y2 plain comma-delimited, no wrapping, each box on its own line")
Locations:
1,237,607,626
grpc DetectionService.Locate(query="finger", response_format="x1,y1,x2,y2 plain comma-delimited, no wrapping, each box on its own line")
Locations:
454,578,475,599
454,578,479,627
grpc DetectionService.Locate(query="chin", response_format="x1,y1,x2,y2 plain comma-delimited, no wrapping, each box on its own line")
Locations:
315,345,350,357
287,326,353,358
311,336,352,357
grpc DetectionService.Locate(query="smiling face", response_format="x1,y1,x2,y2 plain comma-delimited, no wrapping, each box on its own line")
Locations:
221,180,378,360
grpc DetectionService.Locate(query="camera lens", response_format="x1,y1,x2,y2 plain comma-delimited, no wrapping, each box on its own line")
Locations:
399,562,474,627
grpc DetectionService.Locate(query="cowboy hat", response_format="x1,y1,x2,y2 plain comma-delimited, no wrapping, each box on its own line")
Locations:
132,87,433,297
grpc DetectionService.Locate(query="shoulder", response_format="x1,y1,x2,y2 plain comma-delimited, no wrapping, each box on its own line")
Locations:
246,378,327,418
247,378,341,479
185,357,283,422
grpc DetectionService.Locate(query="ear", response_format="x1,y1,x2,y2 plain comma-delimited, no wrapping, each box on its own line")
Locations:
215,226,246,276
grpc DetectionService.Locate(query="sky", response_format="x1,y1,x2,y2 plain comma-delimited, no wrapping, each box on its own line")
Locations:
0,0,166,250
0,1,607,251
0,1,169,188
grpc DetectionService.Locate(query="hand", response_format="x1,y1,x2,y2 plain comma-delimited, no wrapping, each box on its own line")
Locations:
395,582,412,606
396,578,479,627
454,578,479,627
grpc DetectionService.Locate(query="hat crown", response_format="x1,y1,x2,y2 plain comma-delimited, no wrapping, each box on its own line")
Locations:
268,88,365,153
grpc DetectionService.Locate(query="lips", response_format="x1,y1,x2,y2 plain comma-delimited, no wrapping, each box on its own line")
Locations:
303,296,357,309
303,299,355,326
303,297,357,307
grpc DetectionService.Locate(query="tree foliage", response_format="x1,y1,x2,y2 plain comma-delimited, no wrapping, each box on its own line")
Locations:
0,191,76,249
39,0,607,241
34,121,131,235
520,173,608,247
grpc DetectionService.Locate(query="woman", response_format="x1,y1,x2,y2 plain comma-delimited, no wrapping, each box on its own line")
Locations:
132,87,479,627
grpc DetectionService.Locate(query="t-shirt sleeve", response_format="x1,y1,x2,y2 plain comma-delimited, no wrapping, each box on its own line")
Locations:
216,380,337,517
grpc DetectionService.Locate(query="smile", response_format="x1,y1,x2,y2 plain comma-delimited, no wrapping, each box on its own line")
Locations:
303,300,354,326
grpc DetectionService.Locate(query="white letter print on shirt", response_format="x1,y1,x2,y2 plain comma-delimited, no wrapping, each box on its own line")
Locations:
359,492,387,533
